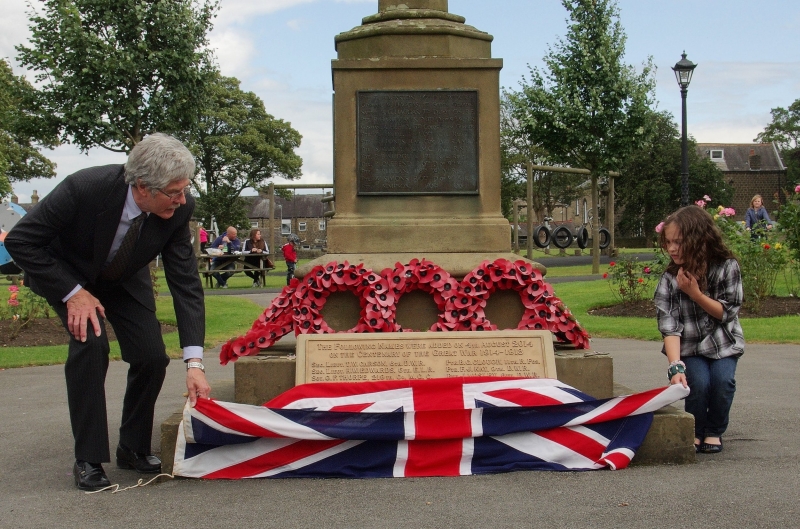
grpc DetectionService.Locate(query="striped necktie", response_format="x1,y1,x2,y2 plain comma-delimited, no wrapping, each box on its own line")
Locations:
101,212,146,281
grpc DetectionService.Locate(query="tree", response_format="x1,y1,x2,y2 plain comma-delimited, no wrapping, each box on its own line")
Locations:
508,0,655,271
615,110,731,240
500,93,586,221
0,59,57,197
755,98,800,189
180,74,303,230
16,0,217,153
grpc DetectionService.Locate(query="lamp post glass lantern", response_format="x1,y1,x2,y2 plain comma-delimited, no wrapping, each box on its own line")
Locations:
673,52,697,207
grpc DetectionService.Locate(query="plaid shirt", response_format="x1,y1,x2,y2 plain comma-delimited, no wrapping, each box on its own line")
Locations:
654,258,745,359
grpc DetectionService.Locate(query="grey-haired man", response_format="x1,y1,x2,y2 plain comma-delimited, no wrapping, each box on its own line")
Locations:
6,133,210,490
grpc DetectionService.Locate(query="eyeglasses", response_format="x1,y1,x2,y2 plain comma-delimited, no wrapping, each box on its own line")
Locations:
155,186,191,201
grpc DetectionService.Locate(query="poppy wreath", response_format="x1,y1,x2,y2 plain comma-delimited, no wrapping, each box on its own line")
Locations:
378,258,460,332
220,258,590,365
443,258,590,349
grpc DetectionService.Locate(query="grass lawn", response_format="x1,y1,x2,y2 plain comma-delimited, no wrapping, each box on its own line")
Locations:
553,278,800,344
2,250,797,369
0,295,264,369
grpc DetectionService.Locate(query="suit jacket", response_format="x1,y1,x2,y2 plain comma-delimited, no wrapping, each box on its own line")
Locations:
5,164,205,348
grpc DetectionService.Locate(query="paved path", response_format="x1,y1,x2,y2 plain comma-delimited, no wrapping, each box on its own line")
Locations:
1,291,798,528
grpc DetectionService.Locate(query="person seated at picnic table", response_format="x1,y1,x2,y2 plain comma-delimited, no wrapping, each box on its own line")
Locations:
210,226,241,289
243,228,271,288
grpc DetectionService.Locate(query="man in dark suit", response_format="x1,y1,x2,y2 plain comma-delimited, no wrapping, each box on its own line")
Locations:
5,133,210,491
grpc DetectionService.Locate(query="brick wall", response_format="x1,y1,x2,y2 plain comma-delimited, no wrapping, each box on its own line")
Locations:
727,170,785,219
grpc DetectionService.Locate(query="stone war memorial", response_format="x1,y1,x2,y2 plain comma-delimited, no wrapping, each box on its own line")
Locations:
162,0,694,476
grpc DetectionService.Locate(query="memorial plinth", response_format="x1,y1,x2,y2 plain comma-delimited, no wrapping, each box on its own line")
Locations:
296,331,557,383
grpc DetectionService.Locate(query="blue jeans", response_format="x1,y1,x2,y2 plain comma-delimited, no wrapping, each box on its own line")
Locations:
211,260,235,287
683,355,738,438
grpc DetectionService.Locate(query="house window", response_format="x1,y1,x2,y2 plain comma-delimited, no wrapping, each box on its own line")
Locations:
280,220,291,235
299,221,307,232
250,221,259,228
319,220,326,231
710,150,724,160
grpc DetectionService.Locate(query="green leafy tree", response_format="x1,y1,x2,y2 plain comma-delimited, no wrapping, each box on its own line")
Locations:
508,0,655,271
616,110,732,239
16,0,218,153
180,74,303,230
500,93,586,221
0,59,57,197
755,98,800,190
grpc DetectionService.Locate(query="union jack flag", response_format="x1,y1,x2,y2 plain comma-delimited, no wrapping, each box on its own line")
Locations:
173,378,688,479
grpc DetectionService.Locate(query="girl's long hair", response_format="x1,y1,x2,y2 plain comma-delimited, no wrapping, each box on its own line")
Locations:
248,228,267,251
659,205,735,291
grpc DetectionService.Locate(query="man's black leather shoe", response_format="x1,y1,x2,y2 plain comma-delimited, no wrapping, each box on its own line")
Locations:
116,443,161,473
73,460,111,491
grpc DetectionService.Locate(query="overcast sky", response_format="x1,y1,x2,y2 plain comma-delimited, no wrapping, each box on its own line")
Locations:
2,0,798,202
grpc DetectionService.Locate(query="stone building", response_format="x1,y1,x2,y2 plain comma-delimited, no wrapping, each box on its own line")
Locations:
245,192,329,251
696,142,788,218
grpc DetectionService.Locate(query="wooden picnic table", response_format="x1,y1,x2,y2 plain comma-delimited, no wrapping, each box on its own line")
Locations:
196,253,276,288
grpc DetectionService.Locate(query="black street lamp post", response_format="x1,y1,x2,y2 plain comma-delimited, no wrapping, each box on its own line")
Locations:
673,52,697,207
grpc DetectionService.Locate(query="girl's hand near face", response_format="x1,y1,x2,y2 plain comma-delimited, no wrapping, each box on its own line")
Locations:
676,268,701,299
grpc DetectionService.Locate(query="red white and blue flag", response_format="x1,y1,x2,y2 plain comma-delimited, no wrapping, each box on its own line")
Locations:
173,378,688,479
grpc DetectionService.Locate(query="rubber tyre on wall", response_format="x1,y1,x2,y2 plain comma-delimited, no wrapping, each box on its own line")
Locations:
532,225,551,248
575,226,589,249
551,226,573,249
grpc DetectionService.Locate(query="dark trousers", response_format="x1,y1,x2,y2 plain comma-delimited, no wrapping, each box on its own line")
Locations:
211,259,235,286
53,286,169,463
286,261,296,285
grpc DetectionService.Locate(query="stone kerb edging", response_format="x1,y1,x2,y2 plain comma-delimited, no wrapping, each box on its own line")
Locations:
219,258,590,365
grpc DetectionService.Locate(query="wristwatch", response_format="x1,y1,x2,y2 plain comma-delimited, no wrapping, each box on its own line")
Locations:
186,361,205,372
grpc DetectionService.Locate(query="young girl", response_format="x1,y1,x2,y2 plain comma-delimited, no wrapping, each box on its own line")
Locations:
654,205,744,454
744,194,773,238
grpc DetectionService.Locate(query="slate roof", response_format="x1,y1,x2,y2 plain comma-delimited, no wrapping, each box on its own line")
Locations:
695,143,786,172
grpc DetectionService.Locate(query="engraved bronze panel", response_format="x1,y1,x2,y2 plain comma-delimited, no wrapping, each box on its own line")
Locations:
357,90,479,195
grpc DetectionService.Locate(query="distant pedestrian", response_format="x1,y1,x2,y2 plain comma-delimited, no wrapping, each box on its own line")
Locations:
198,224,208,252
282,234,299,285
654,205,744,455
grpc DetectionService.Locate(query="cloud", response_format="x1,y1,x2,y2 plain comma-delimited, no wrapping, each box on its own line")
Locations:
209,27,257,77
653,60,800,144
0,1,32,70
286,19,305,31
213,0,317,27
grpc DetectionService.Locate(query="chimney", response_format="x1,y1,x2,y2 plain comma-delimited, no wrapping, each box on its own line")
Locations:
31,190,39,204
11,194,18,204
749,149,762,170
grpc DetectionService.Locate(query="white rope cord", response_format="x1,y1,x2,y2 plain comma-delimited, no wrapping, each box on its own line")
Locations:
85,473,174,494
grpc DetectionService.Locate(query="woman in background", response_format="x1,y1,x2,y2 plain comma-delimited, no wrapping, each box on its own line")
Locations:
244,228,268,288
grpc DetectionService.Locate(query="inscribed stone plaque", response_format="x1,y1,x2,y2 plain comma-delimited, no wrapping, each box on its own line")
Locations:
296,331,556,385
357,90,479,195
